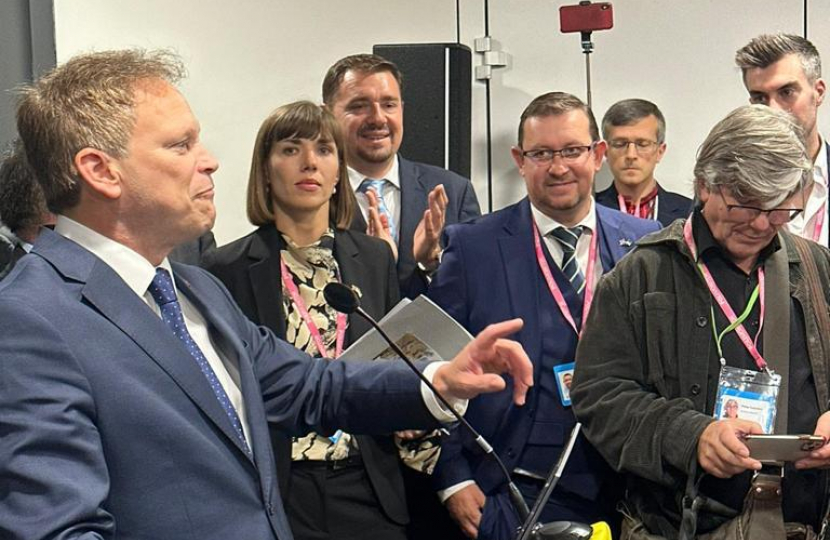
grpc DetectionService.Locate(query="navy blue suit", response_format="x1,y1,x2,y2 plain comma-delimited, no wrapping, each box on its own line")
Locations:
595,182,692,228
351,156,481,299
0,229,438,540
428,199,659,539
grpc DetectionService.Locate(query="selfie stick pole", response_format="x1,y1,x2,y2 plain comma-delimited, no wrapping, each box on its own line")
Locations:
581,30,594,109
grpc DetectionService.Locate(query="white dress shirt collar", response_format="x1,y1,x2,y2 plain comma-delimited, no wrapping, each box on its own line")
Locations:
53,215,174,297
347,155,401,192
529,198,597,236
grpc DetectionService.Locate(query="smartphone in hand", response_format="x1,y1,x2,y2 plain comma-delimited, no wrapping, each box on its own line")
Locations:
743,434,826,463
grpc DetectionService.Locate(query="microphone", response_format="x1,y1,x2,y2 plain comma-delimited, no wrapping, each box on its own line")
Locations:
323,282,531,521
516,423,594,540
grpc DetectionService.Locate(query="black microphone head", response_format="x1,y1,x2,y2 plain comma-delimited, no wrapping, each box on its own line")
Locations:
533,521,592,540
324,282,360,314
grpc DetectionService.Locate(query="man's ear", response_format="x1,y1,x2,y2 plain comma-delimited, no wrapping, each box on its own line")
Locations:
510,146,525,170
74,148,122,200
815,78,826,107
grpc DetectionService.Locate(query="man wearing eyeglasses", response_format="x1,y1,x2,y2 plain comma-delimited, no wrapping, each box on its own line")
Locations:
595,99,692,227
427,92,659,540
573,105,830,538
736,33,828,247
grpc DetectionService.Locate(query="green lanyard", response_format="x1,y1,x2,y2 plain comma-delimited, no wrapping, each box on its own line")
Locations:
710,281,761,361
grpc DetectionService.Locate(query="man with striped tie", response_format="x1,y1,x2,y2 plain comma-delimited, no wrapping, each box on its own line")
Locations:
427,92,660,540
323,54,481,300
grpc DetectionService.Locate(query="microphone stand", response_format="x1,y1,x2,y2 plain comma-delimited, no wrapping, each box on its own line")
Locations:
323,283,530,521
514,423,592,540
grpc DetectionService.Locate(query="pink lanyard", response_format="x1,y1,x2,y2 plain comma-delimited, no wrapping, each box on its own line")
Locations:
533,222,598,336
683,218,767,371
617,193,659,221
811,204,825,242
280,258,346,359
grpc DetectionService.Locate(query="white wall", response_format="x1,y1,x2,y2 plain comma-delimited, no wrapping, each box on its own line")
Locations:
53,0,830,243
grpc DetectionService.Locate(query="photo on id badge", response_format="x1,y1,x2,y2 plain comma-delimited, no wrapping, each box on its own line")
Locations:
554,362,575,407
715,390,775,432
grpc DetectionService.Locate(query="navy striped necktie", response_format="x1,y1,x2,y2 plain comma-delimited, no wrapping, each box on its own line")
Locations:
148,268,251,454
549,226,585,295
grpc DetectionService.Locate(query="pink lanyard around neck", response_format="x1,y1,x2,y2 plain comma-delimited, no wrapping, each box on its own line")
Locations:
533,222,598,337
683,218,767,370
280,258,346,359
810,204,825,242
617,193,641,217
617,193,659,221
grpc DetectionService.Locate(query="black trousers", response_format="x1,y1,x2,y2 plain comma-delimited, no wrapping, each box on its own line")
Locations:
287,460,408,540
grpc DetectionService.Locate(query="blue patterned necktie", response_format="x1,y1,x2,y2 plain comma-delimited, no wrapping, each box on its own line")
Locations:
359,178,397,241
148,268,251,454
550,226,586,295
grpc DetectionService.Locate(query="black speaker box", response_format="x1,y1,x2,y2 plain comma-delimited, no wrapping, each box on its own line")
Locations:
373,43,472,179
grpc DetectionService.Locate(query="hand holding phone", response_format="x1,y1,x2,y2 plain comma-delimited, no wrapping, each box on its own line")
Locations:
743,434,826,463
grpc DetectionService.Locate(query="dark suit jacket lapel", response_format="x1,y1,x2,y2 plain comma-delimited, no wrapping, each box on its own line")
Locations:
656,184,692,225
175,269,266,468
246,227,287,339
73,255,253,462
334,231,375,343
595,205,636,272
498,199,543,381
398,157,426,274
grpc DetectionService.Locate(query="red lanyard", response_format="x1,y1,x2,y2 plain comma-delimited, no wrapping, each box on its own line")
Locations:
533,222,598,336
683,218,767,371
617,193,659,221
280,258,346,359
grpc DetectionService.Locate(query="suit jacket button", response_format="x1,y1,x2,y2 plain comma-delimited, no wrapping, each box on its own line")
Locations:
696,316,707,328
690,384,701,396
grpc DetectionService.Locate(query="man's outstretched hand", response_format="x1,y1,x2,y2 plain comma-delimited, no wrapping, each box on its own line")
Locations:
434,318,533,405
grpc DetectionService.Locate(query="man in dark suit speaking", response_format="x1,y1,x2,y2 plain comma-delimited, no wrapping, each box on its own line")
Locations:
0,49,532,540
323,54,481,299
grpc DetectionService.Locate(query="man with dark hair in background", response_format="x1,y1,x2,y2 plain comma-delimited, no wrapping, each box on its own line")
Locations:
736,33,828,246
595,98,691,227
322,53,481,299
0,140,55,278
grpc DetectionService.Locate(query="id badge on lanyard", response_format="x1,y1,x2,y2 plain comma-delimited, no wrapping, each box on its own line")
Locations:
714,366,781,433
683,218,781,432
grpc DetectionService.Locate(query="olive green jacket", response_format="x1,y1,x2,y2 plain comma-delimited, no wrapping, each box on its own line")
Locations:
571,219,830,535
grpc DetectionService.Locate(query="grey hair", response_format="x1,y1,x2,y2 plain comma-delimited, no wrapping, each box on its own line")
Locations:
601,98,666,143
16,49,186,213
694,105,811,207
735,33,821,83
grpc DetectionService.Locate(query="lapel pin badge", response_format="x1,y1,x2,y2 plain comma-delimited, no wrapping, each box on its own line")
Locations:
619,238,632,247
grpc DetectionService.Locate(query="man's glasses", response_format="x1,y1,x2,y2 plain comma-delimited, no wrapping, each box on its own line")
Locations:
607,139,660,156
521,142,596,165
719,191,803,225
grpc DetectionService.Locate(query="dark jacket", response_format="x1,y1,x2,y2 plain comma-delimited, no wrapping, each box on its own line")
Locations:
0,227,434,540
204,226,408,523
427,199,660,537
572,219,830,536
595,182,692,227
351,156,481,299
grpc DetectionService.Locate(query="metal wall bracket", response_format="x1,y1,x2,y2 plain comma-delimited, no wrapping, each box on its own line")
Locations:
474,37,510,80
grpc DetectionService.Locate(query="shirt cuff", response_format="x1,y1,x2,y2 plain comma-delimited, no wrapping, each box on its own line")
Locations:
438,480,476,503
421,361,468,423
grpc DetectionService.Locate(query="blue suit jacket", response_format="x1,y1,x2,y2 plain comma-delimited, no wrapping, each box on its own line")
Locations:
351,156,481,299
427,199,659,505
0,229,437,540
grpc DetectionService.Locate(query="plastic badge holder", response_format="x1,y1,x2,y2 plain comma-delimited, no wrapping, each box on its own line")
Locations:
713,365,781,434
